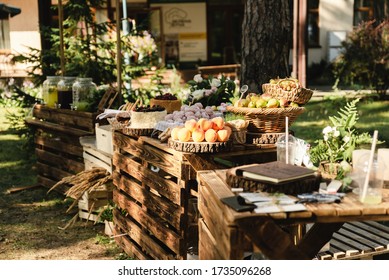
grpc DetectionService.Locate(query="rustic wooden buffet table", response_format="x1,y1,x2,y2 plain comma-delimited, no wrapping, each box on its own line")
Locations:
111,131,276,260
197,169,389,260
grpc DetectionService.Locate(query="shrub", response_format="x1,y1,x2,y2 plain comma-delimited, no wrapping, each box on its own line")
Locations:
332,19,389,98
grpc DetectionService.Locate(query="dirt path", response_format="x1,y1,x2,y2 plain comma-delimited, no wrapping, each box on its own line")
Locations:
0,185,125,260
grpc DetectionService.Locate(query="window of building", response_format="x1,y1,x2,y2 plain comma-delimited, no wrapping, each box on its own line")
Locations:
354,0,388,25
307,0,320,47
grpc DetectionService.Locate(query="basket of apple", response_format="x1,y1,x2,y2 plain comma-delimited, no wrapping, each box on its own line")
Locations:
226,93,305,133
262,77,313,105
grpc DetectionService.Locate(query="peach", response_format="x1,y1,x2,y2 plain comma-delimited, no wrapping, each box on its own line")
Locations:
171,126,183,140
217,129,230,142
205,129,218,143
212,117,225,131
197,118,213,131
192,128,205,142
184,119,197,132
223,125,232,138
177,127,191,142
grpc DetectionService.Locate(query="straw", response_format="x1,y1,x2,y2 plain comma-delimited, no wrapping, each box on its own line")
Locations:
285,116,289,164
360,130,378,202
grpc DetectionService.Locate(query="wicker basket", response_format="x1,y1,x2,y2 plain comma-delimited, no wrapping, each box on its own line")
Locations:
262,79,313,105
150,98,182,113
226,105,305,133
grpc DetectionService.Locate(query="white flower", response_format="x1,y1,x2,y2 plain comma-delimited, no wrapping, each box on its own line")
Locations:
333,129,340,137
192,89,205,101
193,74,203,83
323,135,329,141
343,135,350,143
322,126,332,135
211,78,221,88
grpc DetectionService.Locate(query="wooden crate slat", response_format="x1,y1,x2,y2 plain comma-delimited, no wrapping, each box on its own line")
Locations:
113,172,182,230
113,152,181,204
114,209,177,260
329,238,360,256
343,222,389,248
113,190,183,256
198,218,225,260
83,146,112,166
26,117,93,138
35,135,84,157
362,221,389,234
113,132,190,179
35,148,84,174
336,228,384,252
35,162,74,183
83,152,112,173
113,225,150,260
32,104,97,131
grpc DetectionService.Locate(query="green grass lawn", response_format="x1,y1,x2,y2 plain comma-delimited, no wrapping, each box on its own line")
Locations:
291,97,389,149
0,107,37,189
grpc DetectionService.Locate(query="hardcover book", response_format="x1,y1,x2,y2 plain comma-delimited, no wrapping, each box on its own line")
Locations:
235,161,315,184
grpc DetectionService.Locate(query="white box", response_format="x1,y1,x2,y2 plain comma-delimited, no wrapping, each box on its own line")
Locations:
95,124,113,155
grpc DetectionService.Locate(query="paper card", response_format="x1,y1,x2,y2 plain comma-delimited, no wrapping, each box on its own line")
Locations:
326,180,343,193
253,202,307,214
239,192,297,204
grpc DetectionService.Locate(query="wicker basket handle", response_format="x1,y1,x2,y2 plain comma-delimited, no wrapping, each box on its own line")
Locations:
276,78,300,90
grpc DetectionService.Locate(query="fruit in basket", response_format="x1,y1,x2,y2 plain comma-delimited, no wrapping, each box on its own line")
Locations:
171,126,183,140
184,119,198,132
205,129,218,142
212,117,225,131
177,127,191,142
266,98,280,108
255,98,267,108
217,129,230,142
234,98,249,108
197,118,213,131
279,98,289,108
261,93,272,101
192,128,205,142
290,102,299,107
155,93,178,100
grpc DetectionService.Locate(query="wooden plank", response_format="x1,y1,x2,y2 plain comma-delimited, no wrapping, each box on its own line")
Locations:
363,221,389,234
336,228,382,252
113,190,183,255
32,104,97,131
113,225,149,260
35,149,84,174
113,152,182,204
113,172,182,229
114,209,178,260
83,152,112,173
198,218,224,260
36,161,75,182
35,135,83,157
6,184,42,194
329,238,360,257
113,132,189,179
26,117,93,137
327,246,346,259
83,146,112,166
343,222,389,249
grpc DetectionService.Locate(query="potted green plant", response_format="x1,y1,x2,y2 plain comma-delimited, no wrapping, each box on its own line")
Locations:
309,98,375,180
98,202,115,236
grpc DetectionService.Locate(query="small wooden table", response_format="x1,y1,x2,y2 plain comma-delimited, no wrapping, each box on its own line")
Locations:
197,169,389,260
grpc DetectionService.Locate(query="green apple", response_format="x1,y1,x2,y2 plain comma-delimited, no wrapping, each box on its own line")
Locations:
234,99,249,107
255,98,267,108
290,102,299,107
248,101,256,108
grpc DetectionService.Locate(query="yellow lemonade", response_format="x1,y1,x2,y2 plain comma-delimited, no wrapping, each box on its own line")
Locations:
360,194,382,205
46,87,58,108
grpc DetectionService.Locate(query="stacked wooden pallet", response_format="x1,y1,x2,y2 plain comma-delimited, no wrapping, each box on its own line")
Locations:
25,104,98,193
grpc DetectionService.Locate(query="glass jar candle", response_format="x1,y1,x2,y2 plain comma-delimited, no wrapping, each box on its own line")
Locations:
72,77,97,111
57,76,76,109
42,76,60,108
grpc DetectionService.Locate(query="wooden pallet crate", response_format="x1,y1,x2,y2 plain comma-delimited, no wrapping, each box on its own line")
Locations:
112,131,277,260
78,136,114,222
25,104,100,193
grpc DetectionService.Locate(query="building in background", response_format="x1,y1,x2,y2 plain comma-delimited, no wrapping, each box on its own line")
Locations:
0,0,388,78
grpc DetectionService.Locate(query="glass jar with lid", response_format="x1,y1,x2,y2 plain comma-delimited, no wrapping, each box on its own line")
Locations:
42,76,60,108
72,77,97,111
57,76,76,109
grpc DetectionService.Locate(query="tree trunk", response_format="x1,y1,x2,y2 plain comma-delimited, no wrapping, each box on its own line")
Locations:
241,0,291,92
